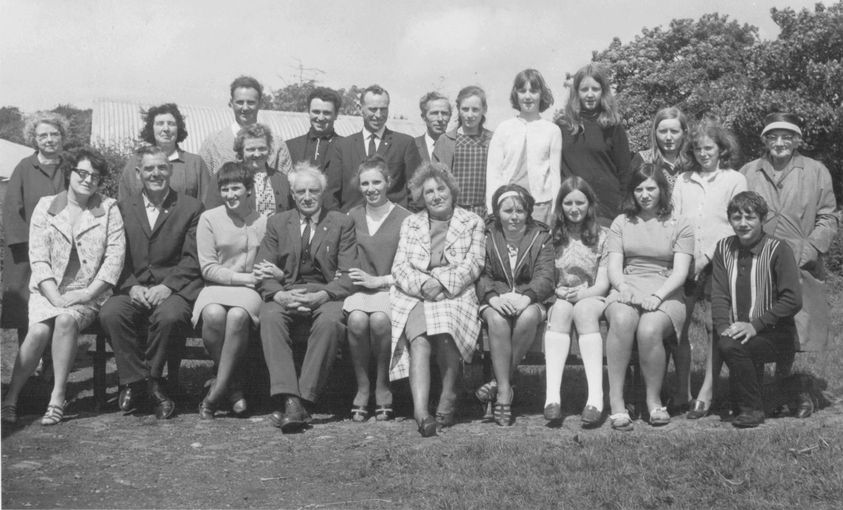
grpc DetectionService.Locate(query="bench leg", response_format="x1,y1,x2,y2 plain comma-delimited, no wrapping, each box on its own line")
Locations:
93,333,108,411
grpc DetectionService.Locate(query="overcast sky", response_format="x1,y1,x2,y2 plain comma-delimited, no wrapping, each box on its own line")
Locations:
0,0,825,129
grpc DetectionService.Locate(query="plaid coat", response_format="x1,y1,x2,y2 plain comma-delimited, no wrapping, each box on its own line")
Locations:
389,207,485,381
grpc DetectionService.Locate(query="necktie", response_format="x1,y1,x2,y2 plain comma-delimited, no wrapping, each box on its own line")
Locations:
301,217,312,258
367,133,377,157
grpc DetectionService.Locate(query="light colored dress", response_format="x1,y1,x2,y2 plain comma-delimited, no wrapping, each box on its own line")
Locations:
27,192,125,328
389,207,485,381
192,205,267,326
342,203,411,314
604,214,694,338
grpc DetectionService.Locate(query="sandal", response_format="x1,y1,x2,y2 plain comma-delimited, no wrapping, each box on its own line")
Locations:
374,405,394,422
40,401,67,426
609,412,633,432
1,403,17,424
417,415,437,438
686,399,710,420
493,402,512,427
475,380,498,403
648,406,670,427
350,405,369,423
198,398,217,420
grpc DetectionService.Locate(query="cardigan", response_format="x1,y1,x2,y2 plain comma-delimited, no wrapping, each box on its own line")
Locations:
486,117,562,211
711,234,801,336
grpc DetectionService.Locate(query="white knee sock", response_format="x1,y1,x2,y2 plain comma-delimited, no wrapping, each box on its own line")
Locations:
543,331,570,407
578,332,604,410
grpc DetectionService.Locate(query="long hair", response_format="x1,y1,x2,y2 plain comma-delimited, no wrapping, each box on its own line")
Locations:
559,63,622,135
648,107,691,170
686,117,740,171
622,163,672,220
552,176,600,247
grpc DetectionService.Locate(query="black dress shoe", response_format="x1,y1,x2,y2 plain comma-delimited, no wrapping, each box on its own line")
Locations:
273,396,309,433
149,379,176,420
733,409,765,428
119,383,146,413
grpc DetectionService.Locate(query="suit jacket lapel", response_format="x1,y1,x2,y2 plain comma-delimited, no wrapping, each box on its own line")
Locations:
352,132,366,163
150,190,177,237
131,195,152,238
308,209,330,255
378,128,393,156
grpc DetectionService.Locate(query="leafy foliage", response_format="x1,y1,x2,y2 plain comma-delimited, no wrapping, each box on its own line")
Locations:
264,80,363,116
0,104,91,149
594,3,843,206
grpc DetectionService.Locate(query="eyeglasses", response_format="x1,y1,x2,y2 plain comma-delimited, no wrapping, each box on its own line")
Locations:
73,168,102,183
36,132,61,141
764,134,795,143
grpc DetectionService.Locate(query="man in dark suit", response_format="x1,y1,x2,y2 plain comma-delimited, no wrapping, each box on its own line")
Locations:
284,87,343,172
99,145,204,419
325,84,421,211
415,91,451,162
255,163,356,432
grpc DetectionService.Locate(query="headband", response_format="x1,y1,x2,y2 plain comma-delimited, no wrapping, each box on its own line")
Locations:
761,121,802,137
497,190,522,206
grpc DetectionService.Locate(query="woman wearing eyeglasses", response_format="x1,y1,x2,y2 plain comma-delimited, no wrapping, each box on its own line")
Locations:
1,147,126,426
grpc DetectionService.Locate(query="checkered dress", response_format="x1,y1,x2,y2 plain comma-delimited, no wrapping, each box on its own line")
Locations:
388,207,486,381
452,132,491,217
253,170,276,216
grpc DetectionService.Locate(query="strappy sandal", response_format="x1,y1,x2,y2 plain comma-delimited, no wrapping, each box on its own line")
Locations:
40,401,67,426
609,412,634,432
417,415,437,437
475,380,498,403
350,405,369,423
493,402,512,427
374,405,394,421
1,403,18,424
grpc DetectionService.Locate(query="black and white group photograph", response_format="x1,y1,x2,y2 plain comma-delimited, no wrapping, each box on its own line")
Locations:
1,0,841,508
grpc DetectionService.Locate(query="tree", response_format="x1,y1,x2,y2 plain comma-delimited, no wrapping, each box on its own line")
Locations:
264,81,363,116
0,106,25,145
592,2,843,205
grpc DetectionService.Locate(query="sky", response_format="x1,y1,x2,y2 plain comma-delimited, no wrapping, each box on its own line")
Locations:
0,0,827,129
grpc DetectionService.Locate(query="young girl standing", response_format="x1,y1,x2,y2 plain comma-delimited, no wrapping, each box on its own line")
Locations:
487,69,562,226
558,64,631,225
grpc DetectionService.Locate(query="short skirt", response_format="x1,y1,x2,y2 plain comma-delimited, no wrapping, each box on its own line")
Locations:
342,290,391,315
604,271,686,340
28,291,100,330
191,285,262,327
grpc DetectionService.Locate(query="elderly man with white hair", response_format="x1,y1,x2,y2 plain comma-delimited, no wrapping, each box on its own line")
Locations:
255,162,357,432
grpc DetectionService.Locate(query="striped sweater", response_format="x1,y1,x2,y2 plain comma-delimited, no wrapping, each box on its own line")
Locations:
711,234,802,335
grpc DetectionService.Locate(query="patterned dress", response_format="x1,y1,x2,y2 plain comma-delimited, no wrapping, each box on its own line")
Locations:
27,192,125,328
389,207,485,381
452,132,491,217
554,227,609,297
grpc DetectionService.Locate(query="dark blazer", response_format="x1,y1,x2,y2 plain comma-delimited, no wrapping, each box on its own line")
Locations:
414,135,431,163
325,128,422,212
204,166,292,213
116,189,204,302
476,220,555,305
256,208,357,301
285,131,342,171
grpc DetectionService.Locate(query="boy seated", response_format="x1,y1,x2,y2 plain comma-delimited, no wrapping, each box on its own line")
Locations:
711,191,802,428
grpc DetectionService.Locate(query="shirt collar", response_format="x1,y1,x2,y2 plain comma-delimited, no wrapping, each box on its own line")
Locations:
168,150,182,162
424,132,436,151
363,126,386,140
301,208,321,224
142,188,170,209
309,127,335,140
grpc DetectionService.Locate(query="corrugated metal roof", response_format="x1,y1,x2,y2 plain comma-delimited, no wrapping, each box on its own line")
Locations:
91,99,427,155
0,138,35,181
